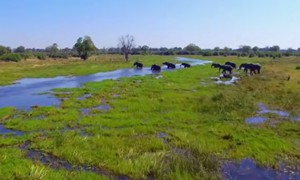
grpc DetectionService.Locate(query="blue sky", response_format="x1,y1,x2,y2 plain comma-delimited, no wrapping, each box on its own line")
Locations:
0,0,299,49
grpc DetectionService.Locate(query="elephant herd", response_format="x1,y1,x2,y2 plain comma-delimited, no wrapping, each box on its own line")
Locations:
133,62,191,71
133,60,261,75
211,61,261,75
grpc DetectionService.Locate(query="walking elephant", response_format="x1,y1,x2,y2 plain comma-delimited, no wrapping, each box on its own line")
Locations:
181,63,191,68
133,62,143,69
219,65,233,74
162,62,176,69
151,64,161,71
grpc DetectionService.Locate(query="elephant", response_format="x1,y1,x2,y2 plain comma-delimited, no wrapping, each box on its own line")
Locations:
162,62,176,69
225,61,237,69
239,63,249,72
245,63,261,75
211,63,221,68
240,63,261,75
181,63,191,68
219,65,233,74
151,64,161,71
133,62,143,69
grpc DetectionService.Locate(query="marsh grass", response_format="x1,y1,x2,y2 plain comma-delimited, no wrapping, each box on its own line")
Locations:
1,56,300,179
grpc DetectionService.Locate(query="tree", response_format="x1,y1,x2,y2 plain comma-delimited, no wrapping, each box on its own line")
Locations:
73,36,97,60
239,45,251,53
270,45,280,52
46,43,58,53
14,46,26,53
252,46,259,53
119,34,135,61
141,45,150,55
46,43,59,57
183,43,201,54
223,46,230,56
0,45,11,56
214,47,220,51
214,47,220,55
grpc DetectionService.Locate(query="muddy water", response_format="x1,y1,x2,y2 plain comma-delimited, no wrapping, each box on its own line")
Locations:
0,57,211,110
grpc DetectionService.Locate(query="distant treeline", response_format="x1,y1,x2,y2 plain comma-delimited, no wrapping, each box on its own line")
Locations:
0,43,300,62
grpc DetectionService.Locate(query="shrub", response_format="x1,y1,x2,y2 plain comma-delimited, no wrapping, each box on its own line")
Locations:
202,51,212,56
20,52,33,60
249,53,255,58
35,52,46,60
48,53,68,59
0,53,22,62
295,66,300,70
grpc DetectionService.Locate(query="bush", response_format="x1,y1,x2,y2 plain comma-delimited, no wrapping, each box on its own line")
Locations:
249,53,255,58
35,52,46,60
48,53,68,59
0,53,22,62
202,51,212,56
20,52,33,60
296,66,300,70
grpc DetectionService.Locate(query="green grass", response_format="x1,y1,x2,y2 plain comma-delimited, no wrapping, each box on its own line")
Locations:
1,55,300,179
0,147,108,180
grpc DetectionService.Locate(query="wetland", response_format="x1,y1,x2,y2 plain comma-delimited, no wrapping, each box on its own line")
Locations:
1,55,300,179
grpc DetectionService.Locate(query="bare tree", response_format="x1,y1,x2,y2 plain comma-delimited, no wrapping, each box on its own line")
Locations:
119,34,135,61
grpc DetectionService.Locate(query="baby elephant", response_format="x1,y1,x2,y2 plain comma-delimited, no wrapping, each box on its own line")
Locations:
181,63,191,68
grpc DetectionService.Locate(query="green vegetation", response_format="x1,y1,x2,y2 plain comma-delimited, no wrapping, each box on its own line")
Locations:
73,36,97,60
0,53,22,62
1,55,300,179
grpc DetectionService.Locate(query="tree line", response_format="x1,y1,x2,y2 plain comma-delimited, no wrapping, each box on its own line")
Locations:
1,35,300,62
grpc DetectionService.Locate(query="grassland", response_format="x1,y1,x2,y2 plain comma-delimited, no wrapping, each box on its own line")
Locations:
1,55,300,179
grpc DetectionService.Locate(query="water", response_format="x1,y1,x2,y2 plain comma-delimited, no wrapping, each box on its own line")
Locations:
246,103,300,124
246,117,268,124
78,94,92,100
214,76,240,85
223,158,300,180
0,57,212,110
81,104,112,115
258,103,290,118
0,124,24,136
95,104,112,112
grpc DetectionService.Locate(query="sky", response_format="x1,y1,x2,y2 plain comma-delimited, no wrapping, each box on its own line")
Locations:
0,0,300,49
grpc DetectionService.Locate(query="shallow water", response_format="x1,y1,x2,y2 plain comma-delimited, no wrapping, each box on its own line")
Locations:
214,76,240,85
0,57,211,110
258,103,290,117
245,117,268,124
223,158,300,180
246,103,300,124
0,124,24,136
77,94,92,100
